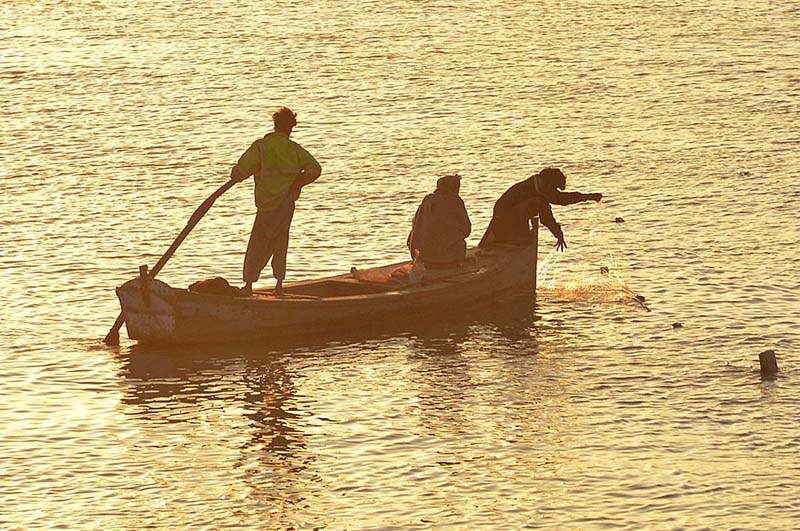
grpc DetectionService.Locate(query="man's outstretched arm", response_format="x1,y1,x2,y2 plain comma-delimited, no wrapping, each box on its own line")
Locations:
230,165,251,183
230,141,260,183
538,202,567,251
542,189,602,206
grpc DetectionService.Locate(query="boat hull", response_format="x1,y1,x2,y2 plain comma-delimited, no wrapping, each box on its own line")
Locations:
117,242,537,345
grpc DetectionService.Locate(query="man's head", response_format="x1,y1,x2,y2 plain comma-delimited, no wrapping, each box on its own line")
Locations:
537,167,567,191
273,106,298,135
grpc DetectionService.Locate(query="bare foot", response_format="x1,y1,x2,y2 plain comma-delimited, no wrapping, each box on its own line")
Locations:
241,282,252,295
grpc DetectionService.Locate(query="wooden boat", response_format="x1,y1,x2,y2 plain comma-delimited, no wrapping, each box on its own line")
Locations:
116,228,538,345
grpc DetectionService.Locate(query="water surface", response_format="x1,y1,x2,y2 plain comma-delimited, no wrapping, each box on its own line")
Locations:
1,1,799,529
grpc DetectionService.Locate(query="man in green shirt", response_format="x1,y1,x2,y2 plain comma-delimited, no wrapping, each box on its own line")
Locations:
230,107,322,296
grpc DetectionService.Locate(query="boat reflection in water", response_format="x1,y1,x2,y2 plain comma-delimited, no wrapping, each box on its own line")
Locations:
113,292,578,527
117,341,315,519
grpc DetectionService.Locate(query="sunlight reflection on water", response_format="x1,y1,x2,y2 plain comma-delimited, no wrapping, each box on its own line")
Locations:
1,0,799,529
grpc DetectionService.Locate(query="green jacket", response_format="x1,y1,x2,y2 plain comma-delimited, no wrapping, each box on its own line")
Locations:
235,132,321,211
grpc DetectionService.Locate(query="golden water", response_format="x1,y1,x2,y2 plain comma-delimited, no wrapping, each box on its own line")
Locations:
2,1,799,529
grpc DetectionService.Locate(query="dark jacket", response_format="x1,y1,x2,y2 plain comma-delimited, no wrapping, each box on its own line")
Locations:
408,176,471,265
479,175,589,246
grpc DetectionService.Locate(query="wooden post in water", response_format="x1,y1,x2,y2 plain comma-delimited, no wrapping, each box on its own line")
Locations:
759,349,778,379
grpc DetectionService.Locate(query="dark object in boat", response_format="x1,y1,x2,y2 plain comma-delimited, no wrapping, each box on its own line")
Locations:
614,217,625,223
189,277,243,297
672,322,683,328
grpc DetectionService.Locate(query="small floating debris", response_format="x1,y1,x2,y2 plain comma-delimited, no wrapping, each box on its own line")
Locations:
759,349,778,379
672,322,683,329
600,266,610,275
614,217,625,223
739,170,752,176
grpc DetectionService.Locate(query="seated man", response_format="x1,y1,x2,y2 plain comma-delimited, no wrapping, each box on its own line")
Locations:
479,167,602,250
407,174,472,267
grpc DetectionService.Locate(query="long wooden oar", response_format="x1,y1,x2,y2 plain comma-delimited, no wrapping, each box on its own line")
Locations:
103,179,238,346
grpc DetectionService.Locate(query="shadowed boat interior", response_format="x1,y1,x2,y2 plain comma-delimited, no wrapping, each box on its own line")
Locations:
281,279,394,297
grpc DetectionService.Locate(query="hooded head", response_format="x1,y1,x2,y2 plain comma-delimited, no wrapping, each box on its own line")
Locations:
536,167,566,191
435,174,461,195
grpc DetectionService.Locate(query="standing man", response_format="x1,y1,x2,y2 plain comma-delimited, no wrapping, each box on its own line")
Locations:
230,107,322,296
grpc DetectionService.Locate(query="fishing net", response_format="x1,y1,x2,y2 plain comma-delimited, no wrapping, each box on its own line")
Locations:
535,200,650,312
